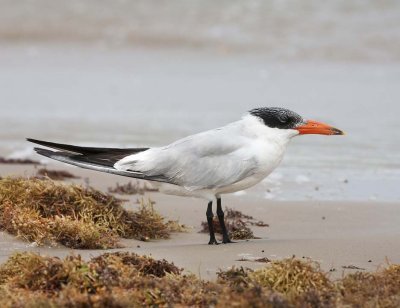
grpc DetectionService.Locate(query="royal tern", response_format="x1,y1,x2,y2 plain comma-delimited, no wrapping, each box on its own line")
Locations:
28,107,344,244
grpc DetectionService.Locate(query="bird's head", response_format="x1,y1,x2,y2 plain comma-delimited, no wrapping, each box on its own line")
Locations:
249,107,344,136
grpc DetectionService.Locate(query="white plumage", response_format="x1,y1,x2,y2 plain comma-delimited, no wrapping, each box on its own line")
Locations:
114,114,298,200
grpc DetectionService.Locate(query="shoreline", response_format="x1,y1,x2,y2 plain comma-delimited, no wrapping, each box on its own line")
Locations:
0,163,399,280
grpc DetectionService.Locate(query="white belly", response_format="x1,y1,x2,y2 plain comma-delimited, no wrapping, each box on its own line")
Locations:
150,182,217,201
144,130,290,200
215,174,267,195
150,148,282,200
215,141,285,195
151,170,270,201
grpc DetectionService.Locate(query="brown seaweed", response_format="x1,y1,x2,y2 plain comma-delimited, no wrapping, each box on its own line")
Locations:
0,177,184,248
108,180,158,195
36,168,80,180
0,157,40,164
0,253,398,307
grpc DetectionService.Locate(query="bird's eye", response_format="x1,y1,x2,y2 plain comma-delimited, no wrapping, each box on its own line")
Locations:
279,115,289,123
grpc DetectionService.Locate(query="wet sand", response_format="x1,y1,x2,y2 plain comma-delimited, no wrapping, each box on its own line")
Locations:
1,163,399,280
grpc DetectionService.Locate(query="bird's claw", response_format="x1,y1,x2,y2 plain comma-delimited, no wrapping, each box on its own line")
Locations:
222,238,234,244
208,238,219,245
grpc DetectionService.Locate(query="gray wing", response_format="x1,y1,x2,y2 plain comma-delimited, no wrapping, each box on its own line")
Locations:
115,126,259,190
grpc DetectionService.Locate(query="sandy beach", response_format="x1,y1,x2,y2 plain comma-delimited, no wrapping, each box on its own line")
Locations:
1,163,399,280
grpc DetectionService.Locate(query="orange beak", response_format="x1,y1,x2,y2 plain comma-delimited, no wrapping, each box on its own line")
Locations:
296,120,344,135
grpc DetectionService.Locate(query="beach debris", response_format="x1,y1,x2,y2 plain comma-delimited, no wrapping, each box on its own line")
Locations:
338,264,400,306
237,257,271,263
36,168,80,180
226,208,269,227
217,266,252,288
0,157,40,164
200,207,268,240
249,257,333,298
0,253,398,307
342,265,366,270
0,177,185,248
166,219,189,233
0,252,181,289
108,180,158,195
253,221,269,227
91,252,182,277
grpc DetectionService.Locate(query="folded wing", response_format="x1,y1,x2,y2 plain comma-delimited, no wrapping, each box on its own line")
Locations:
113,127,258,190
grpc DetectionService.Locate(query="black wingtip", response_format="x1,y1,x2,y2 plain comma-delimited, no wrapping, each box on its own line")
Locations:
33,147,54,158
27,138,47,146
27,138,83,154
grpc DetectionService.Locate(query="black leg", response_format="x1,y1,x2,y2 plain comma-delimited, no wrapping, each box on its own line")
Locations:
206,201,218,245
217,197,233,244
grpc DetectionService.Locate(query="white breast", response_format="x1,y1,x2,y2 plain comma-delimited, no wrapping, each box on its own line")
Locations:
215,135,287,195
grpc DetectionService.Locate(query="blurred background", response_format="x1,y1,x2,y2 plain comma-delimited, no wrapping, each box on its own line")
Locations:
0,0,399,201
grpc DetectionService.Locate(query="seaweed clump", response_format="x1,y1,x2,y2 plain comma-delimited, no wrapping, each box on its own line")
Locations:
248,257,335,305
0,252,181,289
216,256,334,303
0,157,40,165
0,252,286,307
0,177,183,249
338,264,400,307
108,180,158,195
201,207,268,240
36,168,80,180
0,253,398,307
217,258,400,307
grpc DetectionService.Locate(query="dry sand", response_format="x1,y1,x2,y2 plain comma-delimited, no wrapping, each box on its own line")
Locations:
1,163,399,280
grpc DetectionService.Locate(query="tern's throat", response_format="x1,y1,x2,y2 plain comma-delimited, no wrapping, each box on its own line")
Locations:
269,127,299,144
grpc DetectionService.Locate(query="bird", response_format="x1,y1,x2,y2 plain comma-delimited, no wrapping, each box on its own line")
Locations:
28,107,344,245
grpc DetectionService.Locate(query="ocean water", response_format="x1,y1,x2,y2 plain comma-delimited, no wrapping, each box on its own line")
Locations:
0,0,399,201
1,0,400,61
0,47,399,202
